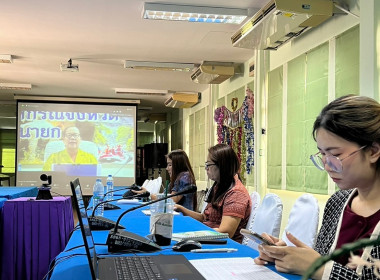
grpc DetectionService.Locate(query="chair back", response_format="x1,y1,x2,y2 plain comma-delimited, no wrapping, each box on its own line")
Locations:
44,140,98,161
242,191,261,245
282,194,319,247
152,177,162,194
247,193,283,250
196,189,208,213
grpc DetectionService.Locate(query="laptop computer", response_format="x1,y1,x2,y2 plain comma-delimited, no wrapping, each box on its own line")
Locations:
70,178,205,280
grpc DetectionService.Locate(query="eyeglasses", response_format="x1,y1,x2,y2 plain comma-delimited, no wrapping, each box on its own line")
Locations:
205,162,217,170
65,133,80,139
310,145,366,173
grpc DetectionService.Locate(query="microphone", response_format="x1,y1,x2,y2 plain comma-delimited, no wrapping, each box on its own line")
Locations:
103,184,141,197
102,184,142,210
106,184,197,253
89,192,150,231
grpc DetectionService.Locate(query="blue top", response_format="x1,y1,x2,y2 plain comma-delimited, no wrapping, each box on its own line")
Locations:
172,171,195,210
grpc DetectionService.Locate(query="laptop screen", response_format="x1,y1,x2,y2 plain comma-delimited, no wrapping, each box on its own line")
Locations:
70,178,97,280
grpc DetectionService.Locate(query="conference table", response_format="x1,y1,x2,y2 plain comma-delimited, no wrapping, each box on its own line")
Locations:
0,186,38,199
49,197,301,280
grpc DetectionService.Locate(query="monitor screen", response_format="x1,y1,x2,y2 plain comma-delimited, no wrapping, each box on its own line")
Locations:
16,101,137,195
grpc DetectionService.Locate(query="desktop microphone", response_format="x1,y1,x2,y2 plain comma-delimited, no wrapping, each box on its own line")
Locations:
106,185,197,253
89,192,150,231
102,184,141,210
103,184,141,197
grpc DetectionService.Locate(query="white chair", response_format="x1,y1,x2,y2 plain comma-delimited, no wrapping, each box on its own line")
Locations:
144,179,155,193
141,179,150,189
44,140,98,161
242,191,261,245
151,177,162,195
282,194,319,247
247,193,283,250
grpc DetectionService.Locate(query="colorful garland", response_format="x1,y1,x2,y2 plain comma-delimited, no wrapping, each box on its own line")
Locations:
214,88,255,174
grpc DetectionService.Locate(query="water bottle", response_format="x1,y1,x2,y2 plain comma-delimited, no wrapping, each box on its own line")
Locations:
93,178,104,216
106,175,114,200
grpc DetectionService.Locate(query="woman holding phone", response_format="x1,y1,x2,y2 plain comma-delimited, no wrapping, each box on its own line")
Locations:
255,95,380,279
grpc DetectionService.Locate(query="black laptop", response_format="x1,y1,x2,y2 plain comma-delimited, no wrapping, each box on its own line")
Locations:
70,178,205,280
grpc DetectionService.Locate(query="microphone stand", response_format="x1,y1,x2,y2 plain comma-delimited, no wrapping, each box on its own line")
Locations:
91,192,150,217
106,185,197,253
89,193,150,231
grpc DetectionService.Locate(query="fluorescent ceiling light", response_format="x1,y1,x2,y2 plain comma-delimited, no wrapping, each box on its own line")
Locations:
115,88,170,96
124,61,196,72
0,83,32,90
0,55,13,63
143,2,247,24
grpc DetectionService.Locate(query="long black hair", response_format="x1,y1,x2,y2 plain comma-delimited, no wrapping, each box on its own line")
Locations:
206,144,240,207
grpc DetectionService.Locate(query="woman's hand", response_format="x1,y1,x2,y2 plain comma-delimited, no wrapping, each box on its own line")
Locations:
131,187,147,195
174,204,184,213
257,232,324,278
254,233,286,265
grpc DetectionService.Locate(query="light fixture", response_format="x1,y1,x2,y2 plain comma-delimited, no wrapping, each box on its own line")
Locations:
0,83,32,90
115,88,170,96
60,59,79,72
0,55,13,63
143,2,247,24
124,61,196,72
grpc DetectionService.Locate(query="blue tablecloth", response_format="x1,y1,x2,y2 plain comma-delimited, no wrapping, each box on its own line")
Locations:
49,201,301,280
0,198,6,209
0,187,38,199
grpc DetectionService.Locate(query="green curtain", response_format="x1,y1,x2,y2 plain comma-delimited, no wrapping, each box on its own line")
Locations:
267,66,283,189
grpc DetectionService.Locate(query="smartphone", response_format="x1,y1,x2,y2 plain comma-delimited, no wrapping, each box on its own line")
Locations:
240,229,276,246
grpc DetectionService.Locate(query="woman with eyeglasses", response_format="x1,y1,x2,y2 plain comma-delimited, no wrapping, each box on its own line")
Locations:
255,95,380,279
175,143,251,243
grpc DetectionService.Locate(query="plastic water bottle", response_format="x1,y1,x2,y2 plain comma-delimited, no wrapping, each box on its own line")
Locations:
106,175,114,200
93,178,104,216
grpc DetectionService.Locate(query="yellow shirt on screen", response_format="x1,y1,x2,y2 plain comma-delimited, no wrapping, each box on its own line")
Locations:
43,149,98,171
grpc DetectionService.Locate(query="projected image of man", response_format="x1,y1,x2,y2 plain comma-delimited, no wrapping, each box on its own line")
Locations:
43,127,98,171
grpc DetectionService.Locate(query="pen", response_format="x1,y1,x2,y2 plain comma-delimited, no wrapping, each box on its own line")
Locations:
191,248,238,253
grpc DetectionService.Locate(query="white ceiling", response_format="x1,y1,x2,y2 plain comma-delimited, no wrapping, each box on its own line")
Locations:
0,0,268,127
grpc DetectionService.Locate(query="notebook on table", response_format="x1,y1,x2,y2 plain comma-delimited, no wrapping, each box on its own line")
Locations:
69,178,205,280
172,230,229,241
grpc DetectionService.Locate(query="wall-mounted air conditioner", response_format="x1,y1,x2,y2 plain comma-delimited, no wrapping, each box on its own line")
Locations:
231,0,339,50
164,92,200,108
191,62,243,84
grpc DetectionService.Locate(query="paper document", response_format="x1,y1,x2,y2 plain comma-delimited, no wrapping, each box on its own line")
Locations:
190,257,287,280
116,199,141,204
142,209,180,215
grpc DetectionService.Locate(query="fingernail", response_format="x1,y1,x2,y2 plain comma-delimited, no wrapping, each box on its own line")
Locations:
263,261,268,265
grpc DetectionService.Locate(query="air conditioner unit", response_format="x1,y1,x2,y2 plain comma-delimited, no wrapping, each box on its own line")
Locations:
164,92,200,108
231,0,337,50
191,64,235,84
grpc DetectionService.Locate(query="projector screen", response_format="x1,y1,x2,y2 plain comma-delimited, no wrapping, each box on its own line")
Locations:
16,101,137,195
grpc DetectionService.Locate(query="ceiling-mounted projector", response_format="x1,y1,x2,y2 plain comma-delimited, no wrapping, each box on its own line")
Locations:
60,59,79,72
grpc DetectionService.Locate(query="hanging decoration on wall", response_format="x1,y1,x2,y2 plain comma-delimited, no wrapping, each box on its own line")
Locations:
214,87,254,174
